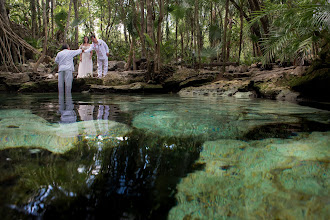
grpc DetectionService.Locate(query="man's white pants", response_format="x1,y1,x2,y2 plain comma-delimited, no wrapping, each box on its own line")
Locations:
97,59,108,78
58,70,73,94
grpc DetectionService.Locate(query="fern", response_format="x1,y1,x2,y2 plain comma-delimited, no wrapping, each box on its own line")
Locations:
251,1,330,64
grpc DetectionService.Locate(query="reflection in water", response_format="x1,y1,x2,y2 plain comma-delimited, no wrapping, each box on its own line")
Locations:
58,92,76,123
0,93,329,219
97,105,110,120
78,105,94,121
0,133,202,219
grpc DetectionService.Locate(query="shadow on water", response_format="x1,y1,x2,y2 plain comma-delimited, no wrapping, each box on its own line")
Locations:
0,129,204,220
242,119,330,140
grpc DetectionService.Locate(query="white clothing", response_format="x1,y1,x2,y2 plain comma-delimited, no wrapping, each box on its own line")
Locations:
78,105,95,121
58,70,73,94
59,92,76,123
97,58,108,77
84,39,109,77
84,39,109,59
78,45,93,78
55,49,82,72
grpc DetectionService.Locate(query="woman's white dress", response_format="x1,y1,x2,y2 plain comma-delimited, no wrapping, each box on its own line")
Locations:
77,45,93,78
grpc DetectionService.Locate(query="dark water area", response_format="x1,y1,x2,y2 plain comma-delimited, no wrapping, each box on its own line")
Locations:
0,133,202,220
0,93,329,219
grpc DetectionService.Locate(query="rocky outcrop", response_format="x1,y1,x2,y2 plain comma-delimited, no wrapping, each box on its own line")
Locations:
103,70,146,86
89,82,163,93
18,79,89,93
0,58,327,103
178,65,309,102
163,68,219,92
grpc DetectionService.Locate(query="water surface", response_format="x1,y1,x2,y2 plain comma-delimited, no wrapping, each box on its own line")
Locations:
0,93,329,219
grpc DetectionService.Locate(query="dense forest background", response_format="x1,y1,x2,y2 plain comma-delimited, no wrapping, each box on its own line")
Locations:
0,0,329,73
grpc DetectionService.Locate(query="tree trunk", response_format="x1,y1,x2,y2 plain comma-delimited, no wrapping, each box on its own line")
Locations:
251,0,269,35
37,0,42,37
46,0,49,26
63,0,73,42
181,30,183,68
139,0,146,58
87,0,93,32
175,17,178,64
221,0,229,75
195,0,201,69
226,18,233,61
50,0,54,37
154,0,164,72
146,0,154,43
146,0,155,75
33,0,48,73
125,36,135,71
119,0,128,44
238,0,244,64
73,0,78,48
30,0,37,38
0,0,9,25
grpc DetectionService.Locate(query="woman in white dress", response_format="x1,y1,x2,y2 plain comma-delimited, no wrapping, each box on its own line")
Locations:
77,36,93,78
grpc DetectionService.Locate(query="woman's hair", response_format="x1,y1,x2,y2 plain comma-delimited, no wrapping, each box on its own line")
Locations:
82,36,89,44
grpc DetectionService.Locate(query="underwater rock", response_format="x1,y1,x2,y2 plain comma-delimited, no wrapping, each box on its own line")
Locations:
131,96,329,141
0,109,131,153
168,132,330,219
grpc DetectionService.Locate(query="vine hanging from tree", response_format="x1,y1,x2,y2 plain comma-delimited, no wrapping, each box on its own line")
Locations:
0,14,40,72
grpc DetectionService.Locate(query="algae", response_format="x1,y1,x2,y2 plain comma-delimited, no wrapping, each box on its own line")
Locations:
168,132,330,219
0,109,132,153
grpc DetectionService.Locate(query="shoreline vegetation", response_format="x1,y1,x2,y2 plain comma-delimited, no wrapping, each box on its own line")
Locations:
0,59,329,108
0,1,329,106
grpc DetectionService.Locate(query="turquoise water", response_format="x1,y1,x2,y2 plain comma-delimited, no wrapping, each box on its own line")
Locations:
0,93,329,219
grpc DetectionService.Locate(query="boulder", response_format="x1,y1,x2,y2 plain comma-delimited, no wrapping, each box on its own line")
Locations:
276,89,300,102
89,82,163,93
18,79,89,93
108,61,118,71
0,72,30,84
238,65,249,73
227,65,237,73
103,70,146,86
117,61,126,70
163,68,218,92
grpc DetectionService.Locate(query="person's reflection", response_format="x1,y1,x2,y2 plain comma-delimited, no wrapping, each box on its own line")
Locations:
97,105,110,120
59,92,77,123
78,104,95,121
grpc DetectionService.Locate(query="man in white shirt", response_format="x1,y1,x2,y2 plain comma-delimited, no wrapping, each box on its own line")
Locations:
55,44,83,94
84,34,110,78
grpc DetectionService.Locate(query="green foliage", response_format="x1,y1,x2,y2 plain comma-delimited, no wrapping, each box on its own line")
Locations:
168,4,186,20
55,9,68,31
70,18,86,28
209,25,222,42
144,33,155,48
25,37,42,49
251,1,330,64
161,39,177,63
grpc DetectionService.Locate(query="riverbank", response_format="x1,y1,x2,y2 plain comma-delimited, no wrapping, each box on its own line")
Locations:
0,60,329,105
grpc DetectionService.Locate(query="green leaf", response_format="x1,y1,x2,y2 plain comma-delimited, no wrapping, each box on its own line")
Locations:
144,33,155,47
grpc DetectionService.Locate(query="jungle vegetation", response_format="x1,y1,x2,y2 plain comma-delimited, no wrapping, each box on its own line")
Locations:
0,0,329,73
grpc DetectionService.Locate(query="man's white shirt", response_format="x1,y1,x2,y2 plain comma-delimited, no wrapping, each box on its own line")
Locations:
84,39,109,60
55,49,82,72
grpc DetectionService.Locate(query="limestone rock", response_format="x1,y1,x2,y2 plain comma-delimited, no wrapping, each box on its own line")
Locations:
0,109,132,153
0,72,30,84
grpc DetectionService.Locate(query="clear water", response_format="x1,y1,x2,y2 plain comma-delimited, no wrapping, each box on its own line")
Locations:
0,93,329,219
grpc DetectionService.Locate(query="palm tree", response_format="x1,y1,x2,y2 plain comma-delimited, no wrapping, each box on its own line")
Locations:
251,0,330,65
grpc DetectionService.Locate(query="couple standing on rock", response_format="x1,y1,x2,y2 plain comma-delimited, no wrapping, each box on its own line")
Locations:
55,34,109,94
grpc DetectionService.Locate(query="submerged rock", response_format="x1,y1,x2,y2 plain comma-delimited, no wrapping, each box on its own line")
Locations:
131,96,327,141
0,109,132,153
168,132,330,219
